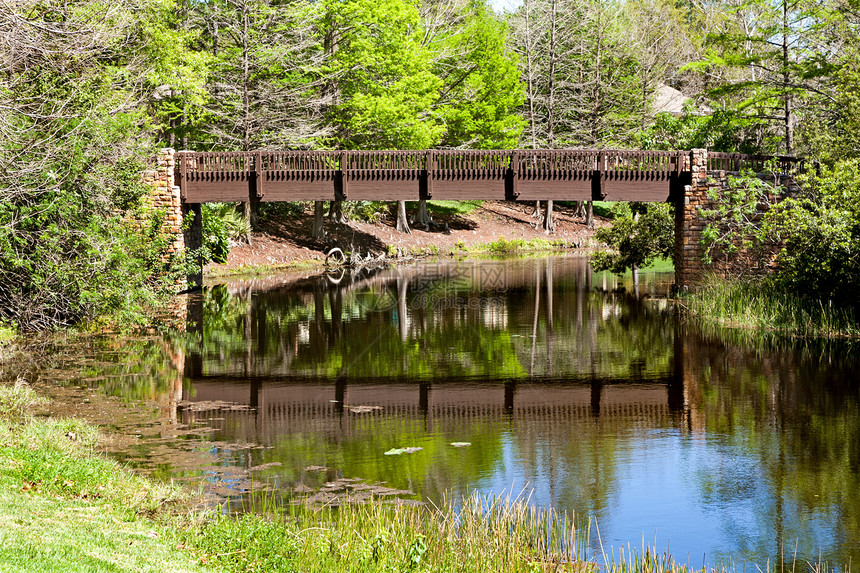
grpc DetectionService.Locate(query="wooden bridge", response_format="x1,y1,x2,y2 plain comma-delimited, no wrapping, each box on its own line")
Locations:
174,149,798,204
152,148,802,288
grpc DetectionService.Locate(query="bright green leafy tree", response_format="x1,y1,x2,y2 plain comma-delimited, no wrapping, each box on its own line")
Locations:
435,0,526,149
322,0,443,150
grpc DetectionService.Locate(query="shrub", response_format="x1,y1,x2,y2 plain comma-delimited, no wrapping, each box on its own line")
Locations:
591,203,674,274
201,203,251,264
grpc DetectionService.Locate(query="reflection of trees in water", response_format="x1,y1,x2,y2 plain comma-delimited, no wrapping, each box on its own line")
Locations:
254,416,507,503
29,335,187,404
684,332,860,566
195,257,676,381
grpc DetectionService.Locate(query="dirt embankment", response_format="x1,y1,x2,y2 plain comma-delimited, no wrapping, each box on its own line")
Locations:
206,201,606,276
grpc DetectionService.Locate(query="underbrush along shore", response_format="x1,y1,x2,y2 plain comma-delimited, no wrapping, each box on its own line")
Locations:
0,383,849,573
205,237,590,279
680,275,860,339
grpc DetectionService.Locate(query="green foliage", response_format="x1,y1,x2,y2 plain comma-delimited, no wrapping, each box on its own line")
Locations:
591,203,675,274
256,201,309,224
698,170,776,267
637,106,774,153
201,203,250,264
0,324,15,347
345,201,390,222
484,237,568,253
683,276,860,337
0,0,210,330
183,494,596,573
761,160,860,302
436,0,526,149
322,0,443,150
0,385,45,424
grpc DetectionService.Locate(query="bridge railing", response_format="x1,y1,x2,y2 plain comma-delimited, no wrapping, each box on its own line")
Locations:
175,149,801,204
707,152,802,174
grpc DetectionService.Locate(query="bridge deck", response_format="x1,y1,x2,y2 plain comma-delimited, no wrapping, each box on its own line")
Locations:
176,149,695,203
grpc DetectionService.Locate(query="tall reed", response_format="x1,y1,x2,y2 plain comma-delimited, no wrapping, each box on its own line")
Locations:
183,490,852,573
682,275,860,338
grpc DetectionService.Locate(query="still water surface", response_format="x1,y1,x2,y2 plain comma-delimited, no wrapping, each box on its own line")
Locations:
38,256,860,569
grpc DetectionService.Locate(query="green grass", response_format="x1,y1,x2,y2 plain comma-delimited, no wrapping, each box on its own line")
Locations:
477,236,574,254
205,259,324,278
183,493,597,573
405,200,484,216
0,323,15,347
682,275,860,338
0,384,205,573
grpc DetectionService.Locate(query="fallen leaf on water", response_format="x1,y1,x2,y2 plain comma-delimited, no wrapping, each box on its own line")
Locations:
384,447,423,456
248,462,282,472
348,405,382,414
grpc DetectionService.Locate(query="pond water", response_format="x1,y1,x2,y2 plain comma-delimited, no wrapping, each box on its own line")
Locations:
27,255,860,570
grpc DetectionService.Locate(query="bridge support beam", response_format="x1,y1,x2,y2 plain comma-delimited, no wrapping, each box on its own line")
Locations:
673,149,706,290
675,148,729,289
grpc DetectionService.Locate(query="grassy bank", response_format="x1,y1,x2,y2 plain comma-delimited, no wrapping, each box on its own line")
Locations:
0,383,205,572
205,259,324,279
0,325,14,346
682,276,860,338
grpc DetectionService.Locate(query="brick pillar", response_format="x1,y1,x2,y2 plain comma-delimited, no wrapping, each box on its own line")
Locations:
142,148,185,262
143,148,203,291
674,148,707,289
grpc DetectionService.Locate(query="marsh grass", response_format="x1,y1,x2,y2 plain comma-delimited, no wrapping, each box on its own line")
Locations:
0,323,14,346
186,490,851,573
185,492,598,572
483,237,573,254
682,276,860,338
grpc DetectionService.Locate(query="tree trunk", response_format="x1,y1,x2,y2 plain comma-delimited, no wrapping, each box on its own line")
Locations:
416,199,433,228
240,0,252,239
542,200,555,233
396,200,411,233
782,0,794,154
242,201,252,245
328,200,347,224
312,201,325,240
546,0,557,147
586,200,594,228
574,201,585,219
532,200,542,220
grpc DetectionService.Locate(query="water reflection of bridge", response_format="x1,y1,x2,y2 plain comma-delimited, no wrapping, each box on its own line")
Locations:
178,257,706,436
178,374,697,439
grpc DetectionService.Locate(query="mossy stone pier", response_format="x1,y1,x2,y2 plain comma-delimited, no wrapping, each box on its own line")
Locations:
147,148,800,289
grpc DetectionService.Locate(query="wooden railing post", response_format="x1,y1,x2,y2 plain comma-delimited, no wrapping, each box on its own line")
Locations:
425,150,435,199
178,152,187,201
593,151,606,200
255,150,264,199
509,150,520,200
339,151,349,200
